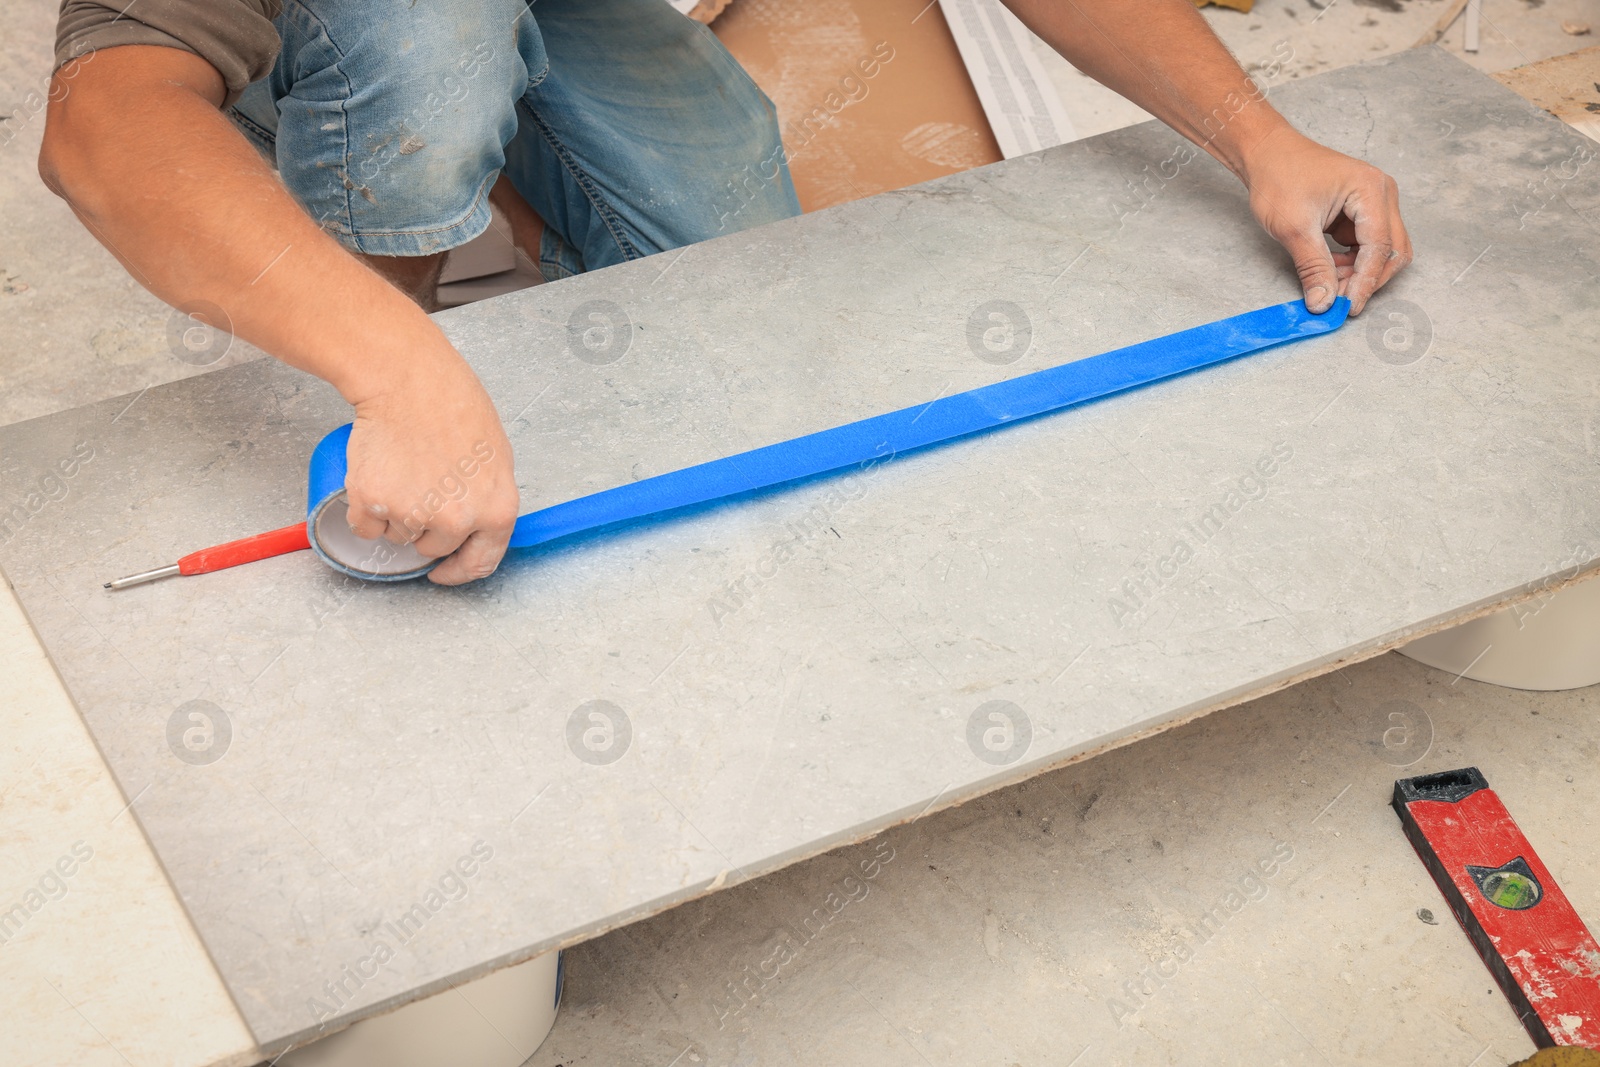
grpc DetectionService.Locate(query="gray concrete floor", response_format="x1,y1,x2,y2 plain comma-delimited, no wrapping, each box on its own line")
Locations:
0,7,268,428
528,651,1597,1066
3,0,1597,1064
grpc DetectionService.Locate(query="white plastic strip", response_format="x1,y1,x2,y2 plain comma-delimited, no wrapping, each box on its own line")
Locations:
938,0,1078,157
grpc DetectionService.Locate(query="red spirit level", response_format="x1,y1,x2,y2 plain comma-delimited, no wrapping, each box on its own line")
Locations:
1393,767,1600,1048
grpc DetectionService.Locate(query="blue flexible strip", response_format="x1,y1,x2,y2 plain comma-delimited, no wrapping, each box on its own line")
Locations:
308,297,1349,579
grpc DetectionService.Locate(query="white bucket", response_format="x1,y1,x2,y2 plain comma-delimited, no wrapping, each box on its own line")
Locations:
1398,575,1600,691
278,951,562,1067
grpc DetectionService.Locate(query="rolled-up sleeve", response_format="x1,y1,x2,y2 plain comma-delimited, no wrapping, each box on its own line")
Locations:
54,0,282,107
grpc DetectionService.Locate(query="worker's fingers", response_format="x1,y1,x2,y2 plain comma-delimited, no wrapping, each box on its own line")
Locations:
1276,224,1341,315
409,489,517,557
345,492,390,541
427,527,513,586
390,525,419,546
342,487,517,583
1380,193,1415,295
380,515,422,546
410,516,474,562
1338,172,1412,316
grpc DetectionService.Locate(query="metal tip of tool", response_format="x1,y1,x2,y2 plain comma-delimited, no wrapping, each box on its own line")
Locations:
103,563,181,591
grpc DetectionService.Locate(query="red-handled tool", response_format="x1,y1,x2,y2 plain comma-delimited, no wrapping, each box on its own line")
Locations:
103,522,311,590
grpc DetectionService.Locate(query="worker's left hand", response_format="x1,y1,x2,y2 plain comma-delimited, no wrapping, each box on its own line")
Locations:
1243,128,1412,316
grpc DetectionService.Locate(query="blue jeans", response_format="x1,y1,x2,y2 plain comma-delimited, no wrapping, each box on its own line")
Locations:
230,0,801,280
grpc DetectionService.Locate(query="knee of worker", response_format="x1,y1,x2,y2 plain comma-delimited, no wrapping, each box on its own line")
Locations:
572,89,799,275
266,0,545,256
632,66,801,253
688,98,802,244
512,1,800,272
584,108,798,272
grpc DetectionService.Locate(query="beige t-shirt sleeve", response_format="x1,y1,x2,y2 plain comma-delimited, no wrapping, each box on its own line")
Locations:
54,0,283,108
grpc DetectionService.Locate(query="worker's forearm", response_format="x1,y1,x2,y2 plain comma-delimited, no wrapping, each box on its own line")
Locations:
1001,0,1292,182
38,47,458,407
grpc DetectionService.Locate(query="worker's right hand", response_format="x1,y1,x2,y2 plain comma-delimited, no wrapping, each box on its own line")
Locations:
1242,129,1412,317
342,351,519,586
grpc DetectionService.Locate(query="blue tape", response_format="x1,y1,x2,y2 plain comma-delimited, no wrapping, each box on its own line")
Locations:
307,422,354,520
307,297,1349,580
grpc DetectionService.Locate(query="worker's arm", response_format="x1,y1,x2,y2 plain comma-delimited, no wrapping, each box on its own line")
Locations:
1002,0,1411,314
38,45,517,585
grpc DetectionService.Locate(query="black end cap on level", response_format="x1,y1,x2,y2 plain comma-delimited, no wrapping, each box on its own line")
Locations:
1393,766,1489,809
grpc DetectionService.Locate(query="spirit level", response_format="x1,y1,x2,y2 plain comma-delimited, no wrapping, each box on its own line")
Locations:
1393,767,1600,1048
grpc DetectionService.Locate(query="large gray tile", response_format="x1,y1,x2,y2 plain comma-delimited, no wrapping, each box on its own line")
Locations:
0,48,1595,1053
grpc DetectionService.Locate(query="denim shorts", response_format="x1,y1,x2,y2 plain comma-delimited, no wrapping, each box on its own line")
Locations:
229,0,802,279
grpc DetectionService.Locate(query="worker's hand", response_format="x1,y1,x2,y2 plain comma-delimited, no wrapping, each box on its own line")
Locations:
38,45,520,584
1243,128,1412,316
343,352,519,585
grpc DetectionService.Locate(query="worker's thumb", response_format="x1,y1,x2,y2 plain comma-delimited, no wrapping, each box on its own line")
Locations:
1283,230,1339,314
